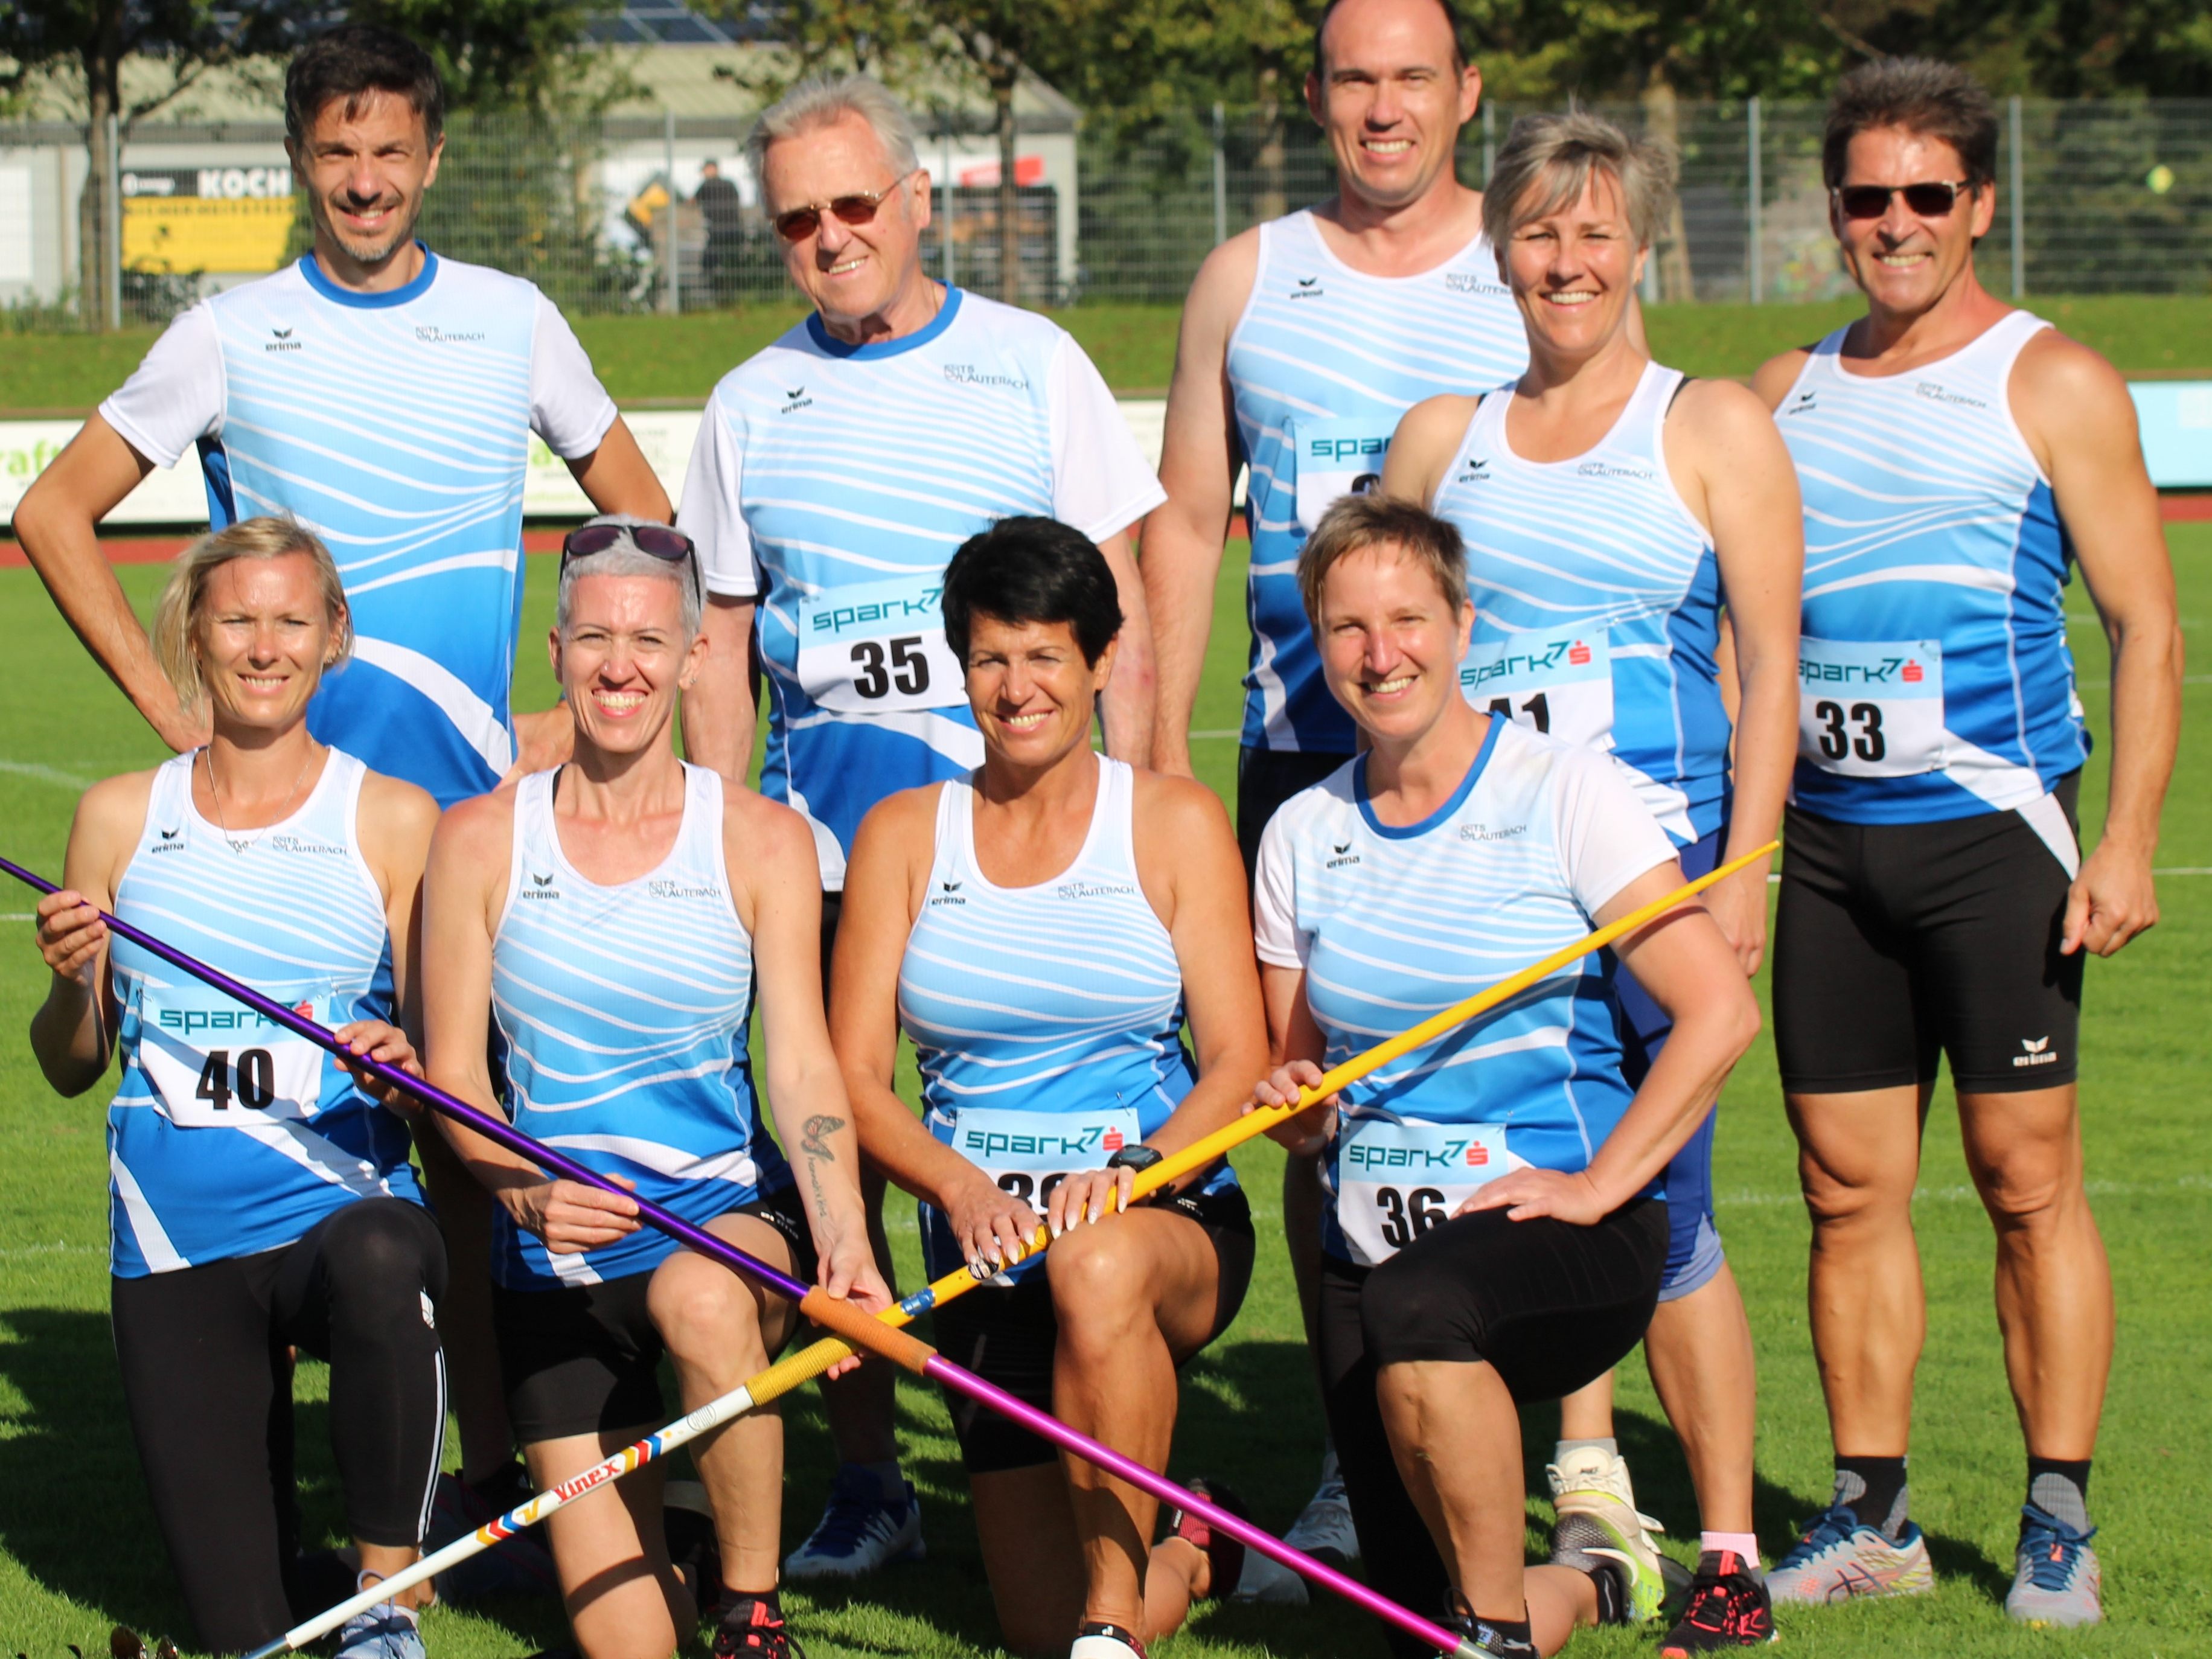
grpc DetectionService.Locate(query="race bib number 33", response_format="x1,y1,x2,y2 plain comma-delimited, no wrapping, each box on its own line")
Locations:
796,574,968,714
1798,638,1946,776
137,985,331,1128
1335,1116,1510,1267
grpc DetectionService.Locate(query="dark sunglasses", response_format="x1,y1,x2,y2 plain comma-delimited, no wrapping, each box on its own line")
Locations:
772,171,915,243
560,522,700,595
1832,179,1974,221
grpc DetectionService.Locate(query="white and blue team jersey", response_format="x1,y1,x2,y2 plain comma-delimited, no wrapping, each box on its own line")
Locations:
898,756,1233,1282
106,750,421,1278
1228,209,1528,755
1432,363,1728,846
1254,718,1675,1265
1777,311,2089,830
490,764,793,1290
100,249,619,807
680,289,1166,889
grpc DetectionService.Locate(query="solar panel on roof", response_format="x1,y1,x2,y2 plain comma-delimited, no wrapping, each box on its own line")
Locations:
588,1,768,44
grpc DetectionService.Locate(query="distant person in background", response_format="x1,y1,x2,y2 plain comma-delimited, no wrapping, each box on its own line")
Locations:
697,159,747,303
1752,57,2180,1628
11,20,672,1594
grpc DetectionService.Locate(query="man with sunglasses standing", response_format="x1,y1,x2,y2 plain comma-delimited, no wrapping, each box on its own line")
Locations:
13,23,671,1589
1753,59,2180,1628
678,73,1165,1586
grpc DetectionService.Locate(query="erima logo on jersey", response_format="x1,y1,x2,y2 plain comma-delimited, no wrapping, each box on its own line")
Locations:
1916,382,1987,409
779,387,814,414
1800,655,1922,687
150,826,187,854
520,872,560,900
1785,389,1819,415
648,878,721,900
930,880,966,907
415,325,486,344
1326,840,1361,869
2014,1035,2058,1068
1056,880,1137,901
1444,272,1509,296
1455,456,1492,483
1460,821,1529,843
264,327,301,353
1577,459,1654,481
1289,276,1325,300
945,364,1031,391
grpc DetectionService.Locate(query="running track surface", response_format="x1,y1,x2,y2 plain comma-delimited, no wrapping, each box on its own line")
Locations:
7,496,2212,567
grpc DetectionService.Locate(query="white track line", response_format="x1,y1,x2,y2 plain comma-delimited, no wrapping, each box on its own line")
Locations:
0,759,98,789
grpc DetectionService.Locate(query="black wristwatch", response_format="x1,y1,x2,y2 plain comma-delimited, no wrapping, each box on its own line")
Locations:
1106,1144,1165,1174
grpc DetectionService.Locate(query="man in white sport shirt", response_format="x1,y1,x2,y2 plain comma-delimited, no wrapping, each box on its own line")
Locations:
1753,59,2179,1629
1142,0,1530,1580
677,72,1165,1583
12,23,670,1589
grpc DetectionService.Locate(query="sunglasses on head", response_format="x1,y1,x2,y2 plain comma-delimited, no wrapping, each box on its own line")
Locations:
772,171,915,243
1832,179,1974,221
560,522,700,594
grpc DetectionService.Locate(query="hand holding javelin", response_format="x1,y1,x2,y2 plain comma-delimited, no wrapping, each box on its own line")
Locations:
1248,1060,1338,1157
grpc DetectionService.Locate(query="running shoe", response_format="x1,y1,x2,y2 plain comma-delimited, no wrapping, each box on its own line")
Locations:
1280,1448,1360,1567
332,1602,425,1659
426,1464,561,1600
2005,1503,2102,1627
1549,1456,1667,1626
780,1463,924,1579
1159,1477,1247,1603
1545,1445,1665,1544
1659,1550,1777,1652
1070,1622,1146,1657
712,1594,805,1658
1229,1543,1310,1606
1767,1504,1934,1605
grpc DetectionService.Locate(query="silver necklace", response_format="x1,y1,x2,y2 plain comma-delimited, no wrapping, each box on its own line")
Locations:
203,743,316,854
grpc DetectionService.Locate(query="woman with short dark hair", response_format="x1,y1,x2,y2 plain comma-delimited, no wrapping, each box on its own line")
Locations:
833,516,1269,1658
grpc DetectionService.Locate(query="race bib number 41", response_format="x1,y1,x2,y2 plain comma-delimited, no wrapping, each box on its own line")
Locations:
1460,627,1616,750
796,574,968,715
950,1103,1145,1209
136,984,331,1128
1293,415,1400,532
1798,638,1946,776
1334,1116,1510,1268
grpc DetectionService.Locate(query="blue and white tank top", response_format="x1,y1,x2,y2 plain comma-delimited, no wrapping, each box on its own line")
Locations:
898,756,1230,1282
679,288,1166,889
107,749,420,1278
490,764,793,1290
1776,310,2088,831
1253,718,1676,1265
1432,363,1728,845
1228,209,1529,755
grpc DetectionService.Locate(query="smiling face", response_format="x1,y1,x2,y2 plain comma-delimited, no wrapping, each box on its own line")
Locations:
1504,167,1645,361
1832,126,1995,315
193,554,344,736
1308,0,1481,214
963,614,1117,773
551,574,705,760
761,112,930,331
1315,542,1473,744
289,88,442,272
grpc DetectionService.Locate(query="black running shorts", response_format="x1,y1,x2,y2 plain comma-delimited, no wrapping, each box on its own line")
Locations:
1772,773,2084,1095
1237,745,1351,881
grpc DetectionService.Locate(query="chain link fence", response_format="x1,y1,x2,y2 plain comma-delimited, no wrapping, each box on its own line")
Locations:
4,97,2208,331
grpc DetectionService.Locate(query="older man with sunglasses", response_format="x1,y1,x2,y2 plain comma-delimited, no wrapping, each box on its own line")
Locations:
677,72,1166,1584
1751,59,2180,1629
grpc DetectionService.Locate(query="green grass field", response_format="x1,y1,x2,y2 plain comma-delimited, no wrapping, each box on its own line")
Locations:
0,536,2208,1659
5,293,2212,411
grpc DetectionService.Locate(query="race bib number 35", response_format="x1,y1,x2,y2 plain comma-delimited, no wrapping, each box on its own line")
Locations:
137,985,331,1128
950,1103,1145,1209
1460,627,1616,750
1293,415,1400,533
1335,1116,1510,1268
796,574,968,715
1798,638,1946,776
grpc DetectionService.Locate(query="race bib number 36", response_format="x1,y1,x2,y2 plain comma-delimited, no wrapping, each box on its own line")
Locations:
137,985,330,1128
796,575,968,715
1798,638,1946,776
1335,1116,1510,1267
1460,627,1616,750
950,1103,1145,1209
1293,415,1400,532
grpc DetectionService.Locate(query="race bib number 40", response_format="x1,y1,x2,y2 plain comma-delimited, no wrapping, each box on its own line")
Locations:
796,575,968,715
1460,628,1616,750
950,1103,1145,1208
1334,1116,1510,1267
136,985,331,1128
1294,415,1400,532
1798,638,1946,776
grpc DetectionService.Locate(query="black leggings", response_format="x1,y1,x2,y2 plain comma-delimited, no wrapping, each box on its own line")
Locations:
110,1198,450,1654
1317,1200,1667,1655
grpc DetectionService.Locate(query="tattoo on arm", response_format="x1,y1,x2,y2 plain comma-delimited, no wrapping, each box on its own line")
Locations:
799,1113,845,1216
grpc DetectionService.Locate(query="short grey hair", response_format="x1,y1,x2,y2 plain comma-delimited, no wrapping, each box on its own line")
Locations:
555,516,703,642
1483,110,1678,256
746,73,920,190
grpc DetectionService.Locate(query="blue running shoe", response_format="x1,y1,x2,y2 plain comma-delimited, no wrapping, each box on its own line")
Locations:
781,1463,924,1580
2006,1503,2102,1627
1768,1504,1933,1605
333,1602,424,1659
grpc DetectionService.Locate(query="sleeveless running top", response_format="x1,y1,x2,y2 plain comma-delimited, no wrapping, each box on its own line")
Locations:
1253,719,1675,1264
1776,310,2089,831
898,756,1230,1282
490,764,792,1290
107,749,420,1278
1432,362,1728,846
1229,209,1529,756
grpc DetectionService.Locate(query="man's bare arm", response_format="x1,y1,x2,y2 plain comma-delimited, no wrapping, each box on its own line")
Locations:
567,416,673,522
13,417,200,750
1145,232,1260,778
684,595,758,782
1096,526,1156,767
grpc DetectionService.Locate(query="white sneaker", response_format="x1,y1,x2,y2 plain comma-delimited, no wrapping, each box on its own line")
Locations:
781,1463,924,1580
1230,1542,1309,1605
1280,1448,1360,1567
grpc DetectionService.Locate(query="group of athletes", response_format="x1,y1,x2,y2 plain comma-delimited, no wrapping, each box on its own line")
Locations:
11,2,2183,1658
